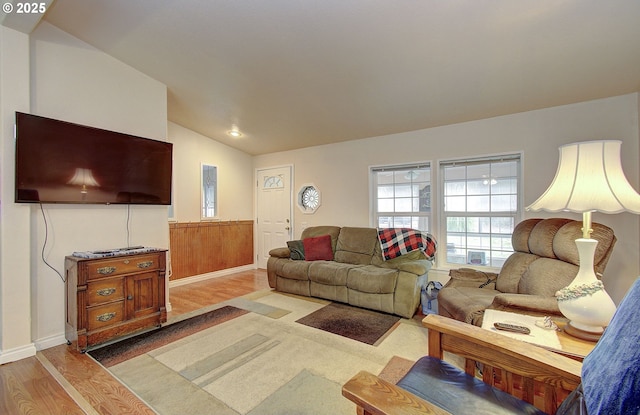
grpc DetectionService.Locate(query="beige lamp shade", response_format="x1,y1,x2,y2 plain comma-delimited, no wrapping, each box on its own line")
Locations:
527,140,640,214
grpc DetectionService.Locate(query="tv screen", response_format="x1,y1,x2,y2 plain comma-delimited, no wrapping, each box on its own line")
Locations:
15,112,173,205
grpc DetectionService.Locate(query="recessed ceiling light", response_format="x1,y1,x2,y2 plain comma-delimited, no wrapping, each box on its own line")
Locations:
228,125,242,137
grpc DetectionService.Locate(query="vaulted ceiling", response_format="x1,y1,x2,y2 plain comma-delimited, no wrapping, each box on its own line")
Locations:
35,1,640,154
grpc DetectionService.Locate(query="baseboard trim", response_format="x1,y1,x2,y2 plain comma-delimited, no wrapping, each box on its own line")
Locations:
35,333,68,351
168,264,257,288
0,342,37,364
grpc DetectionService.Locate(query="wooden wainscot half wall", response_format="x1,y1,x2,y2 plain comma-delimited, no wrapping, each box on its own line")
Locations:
169,220,254,281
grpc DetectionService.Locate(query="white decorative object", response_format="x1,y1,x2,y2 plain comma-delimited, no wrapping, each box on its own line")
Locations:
527,140,640,340
297,184,321,214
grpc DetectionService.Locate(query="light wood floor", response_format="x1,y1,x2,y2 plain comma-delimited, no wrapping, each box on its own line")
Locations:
0,269,270,415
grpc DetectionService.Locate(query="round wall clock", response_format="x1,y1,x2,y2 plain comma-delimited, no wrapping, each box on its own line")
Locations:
297,184,321,213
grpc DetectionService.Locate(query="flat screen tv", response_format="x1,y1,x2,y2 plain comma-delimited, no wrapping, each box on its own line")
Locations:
15,112,173,205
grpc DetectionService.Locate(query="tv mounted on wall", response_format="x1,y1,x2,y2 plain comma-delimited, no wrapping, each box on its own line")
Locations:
15,112,173,205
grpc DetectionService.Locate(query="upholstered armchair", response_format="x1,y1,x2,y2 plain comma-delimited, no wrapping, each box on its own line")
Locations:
342,278,640,414
437,218,616,326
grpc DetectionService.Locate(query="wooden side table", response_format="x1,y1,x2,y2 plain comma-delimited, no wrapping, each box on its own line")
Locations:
552,319,596,361
482,309,595,361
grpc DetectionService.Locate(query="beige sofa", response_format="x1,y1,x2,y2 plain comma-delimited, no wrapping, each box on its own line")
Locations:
438,218,616,326
267,226,434,318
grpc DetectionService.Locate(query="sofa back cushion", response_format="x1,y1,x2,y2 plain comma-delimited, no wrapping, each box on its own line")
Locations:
335,227,379,265
496,218,616,295
527,218,573,258
301,226,342,253
553,221,616,274
496,252,539,293
518,258,578,296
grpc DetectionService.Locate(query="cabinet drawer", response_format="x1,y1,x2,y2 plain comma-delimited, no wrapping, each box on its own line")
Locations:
87,302,124,331
87,254,161,279
87,277,124,306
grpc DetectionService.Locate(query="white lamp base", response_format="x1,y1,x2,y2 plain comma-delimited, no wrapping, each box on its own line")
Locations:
556,238,617,341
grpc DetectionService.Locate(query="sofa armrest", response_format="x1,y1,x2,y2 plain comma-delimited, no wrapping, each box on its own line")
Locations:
445,268,498,289
490,293,562,316
386,259,431,275
268,247,290,258
342,370,452,415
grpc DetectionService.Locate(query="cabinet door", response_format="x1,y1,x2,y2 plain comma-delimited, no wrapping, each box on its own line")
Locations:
126,271,159,320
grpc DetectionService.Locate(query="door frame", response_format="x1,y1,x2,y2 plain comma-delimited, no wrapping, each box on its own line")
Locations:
254,164,294,268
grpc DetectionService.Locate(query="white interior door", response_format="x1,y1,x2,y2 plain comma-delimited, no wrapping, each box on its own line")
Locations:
256,166,292,268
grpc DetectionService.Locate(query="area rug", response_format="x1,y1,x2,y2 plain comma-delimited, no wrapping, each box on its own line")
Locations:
90,305,248,367
295,302,401,345
95,292,430,415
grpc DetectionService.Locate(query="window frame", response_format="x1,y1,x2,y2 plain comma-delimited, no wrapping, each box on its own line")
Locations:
370,162,432,233
438,152,523,269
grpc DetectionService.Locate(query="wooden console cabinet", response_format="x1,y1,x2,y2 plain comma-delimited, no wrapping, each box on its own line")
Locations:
65,250,167,351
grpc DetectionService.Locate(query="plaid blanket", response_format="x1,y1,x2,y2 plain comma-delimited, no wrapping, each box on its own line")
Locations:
378,228,437,261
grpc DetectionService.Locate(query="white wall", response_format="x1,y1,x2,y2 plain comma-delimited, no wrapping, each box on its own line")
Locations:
0,26,34,363
168,122,253,223
254,93,640,304
25,22,170,351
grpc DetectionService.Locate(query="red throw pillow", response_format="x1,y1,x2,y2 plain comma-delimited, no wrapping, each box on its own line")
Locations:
303,234,334,261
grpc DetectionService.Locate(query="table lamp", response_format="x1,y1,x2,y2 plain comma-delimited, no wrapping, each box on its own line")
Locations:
527,140,640,340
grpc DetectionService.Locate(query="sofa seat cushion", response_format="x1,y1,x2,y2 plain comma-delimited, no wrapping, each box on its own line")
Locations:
309,261,358,285
279,260,312,281
438,287,497,325
397,356,546,415
347,265,397,294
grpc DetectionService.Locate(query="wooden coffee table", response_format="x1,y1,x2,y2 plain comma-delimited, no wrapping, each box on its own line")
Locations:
482,309,596,361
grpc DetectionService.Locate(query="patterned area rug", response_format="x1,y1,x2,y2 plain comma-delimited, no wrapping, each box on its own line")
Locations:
295,302,401,345
90,305,248,367
91,292,429,415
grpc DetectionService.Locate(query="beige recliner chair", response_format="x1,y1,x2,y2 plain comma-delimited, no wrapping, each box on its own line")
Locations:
437,218,616,326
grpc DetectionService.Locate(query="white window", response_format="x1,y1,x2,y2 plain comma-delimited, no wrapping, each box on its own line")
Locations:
202,164,217,218
371,163,431,232
440,154,521,268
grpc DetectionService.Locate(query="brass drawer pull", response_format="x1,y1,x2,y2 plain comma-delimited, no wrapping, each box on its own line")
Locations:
96,288,116,296
96,312,116,322
97,266,116,275
137,261,154,269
